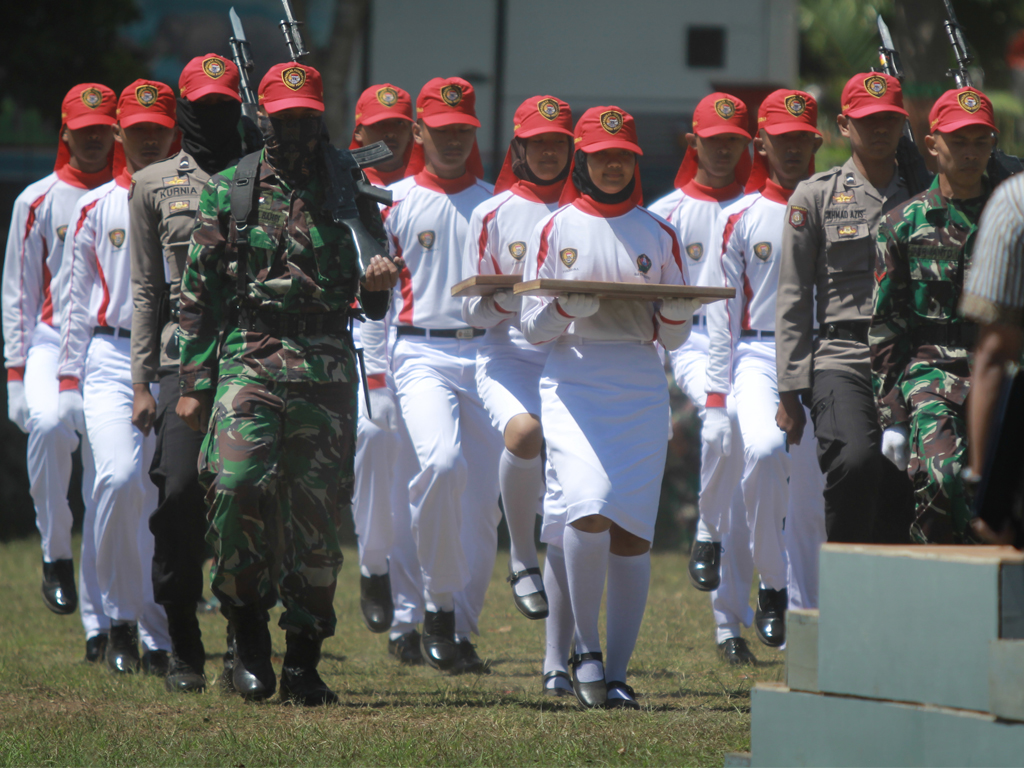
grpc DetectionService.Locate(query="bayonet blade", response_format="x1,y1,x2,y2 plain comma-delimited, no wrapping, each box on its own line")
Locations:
877,14,896,51
229,7,247,42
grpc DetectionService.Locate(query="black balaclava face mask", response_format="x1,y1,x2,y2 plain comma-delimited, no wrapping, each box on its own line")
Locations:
571,149,636,204
510,137,570,186
263,113,324,185
176,97,243,174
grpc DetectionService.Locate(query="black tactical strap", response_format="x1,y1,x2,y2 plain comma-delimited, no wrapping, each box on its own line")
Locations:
230,151,262,302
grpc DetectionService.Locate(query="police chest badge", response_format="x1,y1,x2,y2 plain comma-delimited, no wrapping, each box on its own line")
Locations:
377,86,398,107
784,94,806,118
508,241,527,260
162,176,187,187
80,87,103,109
440,84,463,107
537,98,560,121
753,242,772,261
832,191,854,204
686,243,704,261
202,57,226,79
636,254,652,274
837,224,858,238
958,90,981,113
108,229,126,248
169,200,191,213
863,75,888,98
600,110,623,134
135,84,159,107
714,99,736,120
418,231,435,249
56,225,68,243
282,67,306,91
789,206,808,228
559,248,578,268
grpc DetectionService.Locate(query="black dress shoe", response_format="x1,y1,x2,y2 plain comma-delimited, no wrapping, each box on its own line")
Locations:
229,605,276,701
754,587,787,648
605,680,641,710
279,633,339,706
421,610,458,671
507,562,549,620
569,651,607,709
359,573,395,634
106,623,141,674
41,558,77,615
388,630,425,665
452,639,488,674
687,541,722,592
165,653,207,693
142,649,170,677
542,670,573,697
85,633,108,663
717,637,757,666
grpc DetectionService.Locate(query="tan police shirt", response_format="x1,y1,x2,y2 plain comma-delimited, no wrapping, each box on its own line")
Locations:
129,150,211,384
776,157,908,393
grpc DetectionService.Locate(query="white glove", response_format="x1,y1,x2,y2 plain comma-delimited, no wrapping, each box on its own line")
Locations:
7,380,29,433
58,389,86,434
367,387,399,432
556,293,600,318
881,425,910,471
702,406,732,458
659,297,702,323
492,288,521,314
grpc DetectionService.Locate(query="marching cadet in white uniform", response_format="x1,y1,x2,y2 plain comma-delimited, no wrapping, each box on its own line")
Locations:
522,107,700,709
362,77,503,674
56,80,178,674
648,92,758,665
702,91,826,649
462,94,575,693
2,84,116,658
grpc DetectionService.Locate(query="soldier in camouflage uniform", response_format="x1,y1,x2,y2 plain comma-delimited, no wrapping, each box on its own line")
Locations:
176,63,398,705
869,87,998,543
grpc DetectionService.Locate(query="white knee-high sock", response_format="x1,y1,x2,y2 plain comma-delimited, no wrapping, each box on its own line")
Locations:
563,525,609,683
500,449,544,595
605,551,651,684
542,545,574,674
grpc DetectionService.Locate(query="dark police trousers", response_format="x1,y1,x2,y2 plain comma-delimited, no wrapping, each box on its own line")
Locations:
810,369,915,543
149,368,209,605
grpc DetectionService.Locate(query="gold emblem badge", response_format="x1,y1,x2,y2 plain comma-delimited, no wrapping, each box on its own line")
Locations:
282,67,306,91
169,200,191,213
686,243,704,261
162,176,187,186
837,224,859,238
789,206,808,228
784,94,806,118
377,86,398,107
958,90,981,113
714,98,736,120
753,242,772,261
440,84,463,107
135,84,159,107
863,75,888,98
559,248,578,268
508,241,526,260
108,229,126,248
418,231,435,249
80,87,103,109
537,98,560,121
600,110,623,134
203,57,226,79
56,225,68,243
832,191,854,204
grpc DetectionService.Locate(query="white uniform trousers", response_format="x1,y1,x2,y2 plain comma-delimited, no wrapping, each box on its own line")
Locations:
785,420,826,611
77,437,109,640
392,336,503,634
82,335,168,649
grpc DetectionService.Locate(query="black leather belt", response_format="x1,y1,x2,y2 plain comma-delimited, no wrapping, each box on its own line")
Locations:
396,326,485,339
818,321,869,344
93,326,130,339
232,308,351,338
913,323,978,349
740,329,774,338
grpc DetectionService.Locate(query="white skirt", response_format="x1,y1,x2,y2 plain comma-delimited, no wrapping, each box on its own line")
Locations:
475,343,548,435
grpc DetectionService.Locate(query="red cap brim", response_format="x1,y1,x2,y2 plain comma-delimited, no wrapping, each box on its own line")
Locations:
421,113,481,128
264,96,325,114
361,112,414,125
933,117,999,134
762,122,822,136
119,113,176,129
187,83,242,102
695,124,752,139
580,139,644,156
517,125,575,139
65,114,117,131
844,104,908,119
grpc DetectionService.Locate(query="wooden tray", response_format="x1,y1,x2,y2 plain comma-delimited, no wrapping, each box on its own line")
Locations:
512,279,734,304
451,275,522,297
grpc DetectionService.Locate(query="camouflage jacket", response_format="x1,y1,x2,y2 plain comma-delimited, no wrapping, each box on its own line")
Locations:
869,176,989,429
177,150,388,394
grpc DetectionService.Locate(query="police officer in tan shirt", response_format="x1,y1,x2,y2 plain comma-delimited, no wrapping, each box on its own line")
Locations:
129,54,246,693
775,73,915,543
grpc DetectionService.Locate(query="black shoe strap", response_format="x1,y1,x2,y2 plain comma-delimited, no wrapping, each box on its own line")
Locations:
507,566,543,585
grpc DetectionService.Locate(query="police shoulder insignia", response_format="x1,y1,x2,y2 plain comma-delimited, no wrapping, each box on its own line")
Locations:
863,75,887,98
784,94,806,117
636,253,652,274
169,200,191,213
282,67,306,91
559,248,578,267
600,110,623,134
377,86,398,107
203,57,226,79
686,243,704,261
56,225,68,243
753,242,772,261
714,98,736,120
440,84,463,107
417,230,436,249
508,241,527,260
108,229,126,248
958,90,981,113
80,87,103,109
537,98,560,121
789,206,808,228
832,191,854,204
135,84,159,107
837,224,858,238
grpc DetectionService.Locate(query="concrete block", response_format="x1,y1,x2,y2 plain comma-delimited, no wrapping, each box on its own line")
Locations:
785,609,818,692
817,545,1024,712
990,639,1024,722
723,753,751,767
751,683,1024,767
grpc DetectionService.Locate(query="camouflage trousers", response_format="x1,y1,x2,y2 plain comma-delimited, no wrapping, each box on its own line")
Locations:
199,373,356,639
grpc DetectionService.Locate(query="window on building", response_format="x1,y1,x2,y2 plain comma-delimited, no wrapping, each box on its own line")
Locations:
687,26,725,68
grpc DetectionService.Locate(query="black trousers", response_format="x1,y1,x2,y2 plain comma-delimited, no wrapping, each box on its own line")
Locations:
149,369,209,605
810,368,914,543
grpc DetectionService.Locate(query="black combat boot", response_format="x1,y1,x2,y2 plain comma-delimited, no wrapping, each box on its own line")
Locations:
279,632,339,706
163,603,207,693
228,604,276,701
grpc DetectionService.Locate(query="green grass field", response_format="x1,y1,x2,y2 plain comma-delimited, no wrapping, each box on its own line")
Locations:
0,536,783,767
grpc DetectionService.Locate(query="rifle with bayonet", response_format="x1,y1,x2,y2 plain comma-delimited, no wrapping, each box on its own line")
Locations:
228,7,265,152
941,0,1024,184
875,14,934,196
